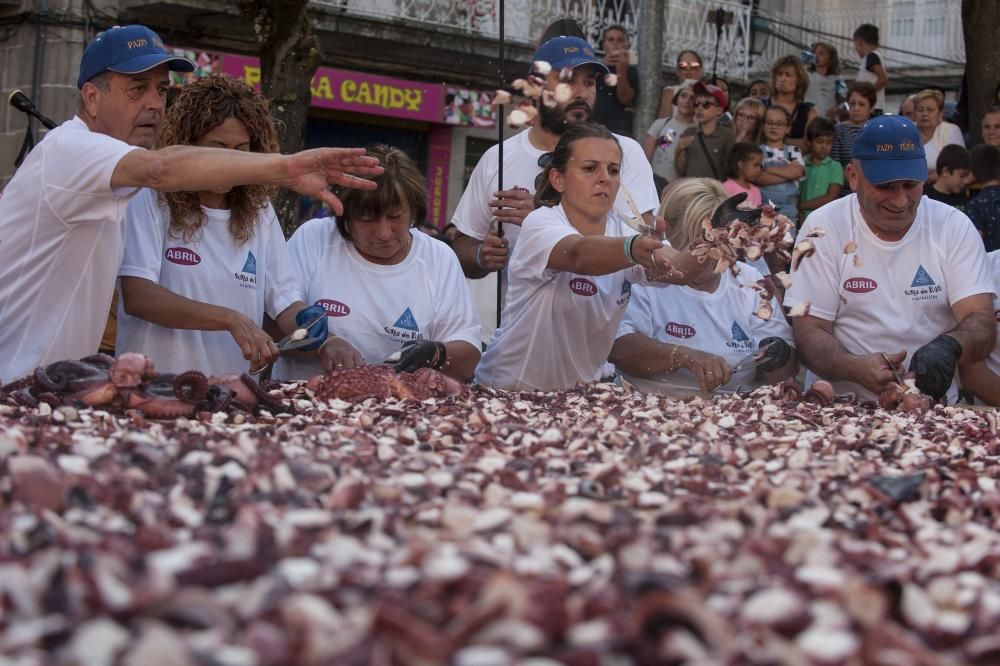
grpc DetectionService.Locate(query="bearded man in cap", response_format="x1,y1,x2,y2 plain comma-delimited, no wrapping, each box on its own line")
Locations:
0,25,381,382
786,115,995,404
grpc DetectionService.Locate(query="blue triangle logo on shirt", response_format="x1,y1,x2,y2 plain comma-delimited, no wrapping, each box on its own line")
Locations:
911,265,935,287
242,251,257,275
621,278,632,296
393,307,419,332
731,321,750,342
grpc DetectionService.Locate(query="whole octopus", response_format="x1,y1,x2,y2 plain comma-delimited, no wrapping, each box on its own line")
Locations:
0,353,282,417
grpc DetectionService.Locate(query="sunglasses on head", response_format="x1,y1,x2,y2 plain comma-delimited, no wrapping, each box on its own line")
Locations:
538,152,554,168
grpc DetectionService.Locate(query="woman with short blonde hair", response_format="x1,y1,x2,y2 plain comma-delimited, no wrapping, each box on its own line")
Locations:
913,88,965,182
610,178,797,396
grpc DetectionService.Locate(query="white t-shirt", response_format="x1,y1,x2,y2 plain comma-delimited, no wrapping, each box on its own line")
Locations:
0,117,139,382
272,217,481,380
785,195,993,402
451,128,659,345
116,188,300,375
616,263,793,397
985,251,1000,378
475,204,649,391
805,71,841,115
924,121,966,173
855,51,886,111
647,116,696,182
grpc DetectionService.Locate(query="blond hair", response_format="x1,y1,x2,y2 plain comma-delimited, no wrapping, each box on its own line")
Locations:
912,89,945,112
657,178,728,252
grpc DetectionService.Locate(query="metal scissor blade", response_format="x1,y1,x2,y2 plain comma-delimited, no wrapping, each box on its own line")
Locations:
276,311,327,352
881,352,905,384
730,341,776,375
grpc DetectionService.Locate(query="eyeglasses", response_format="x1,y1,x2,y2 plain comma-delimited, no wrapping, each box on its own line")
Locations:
735,112,757,121
678,62,701,70
764,120,788,127
693,100,718,109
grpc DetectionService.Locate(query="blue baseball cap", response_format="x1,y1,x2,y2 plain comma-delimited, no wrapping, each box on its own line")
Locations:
851,115,927,184
532,36,610,75
77,25,195,89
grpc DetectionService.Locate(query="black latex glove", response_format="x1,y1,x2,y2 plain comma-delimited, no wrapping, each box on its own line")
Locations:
395,340,447,373
757,337,792,372
710,192,765,229
908,334,962,400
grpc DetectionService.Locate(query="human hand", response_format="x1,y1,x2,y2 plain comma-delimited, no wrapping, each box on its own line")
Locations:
852,350,907,396
292,305,329,351
680,348,733,392
477,232,510,272
908,335,962,400
395,340,447,373
283,148,384,215
677,135,695,151
227,312,279,372
319,337,365,372
757,336,792,372
488,188,534,226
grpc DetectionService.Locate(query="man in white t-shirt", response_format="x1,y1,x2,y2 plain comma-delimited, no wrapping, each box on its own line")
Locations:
786,115,995,403
0,25,382,383
451,35,659,279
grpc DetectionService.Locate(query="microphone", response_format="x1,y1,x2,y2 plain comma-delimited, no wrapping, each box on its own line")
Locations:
8,90,58,130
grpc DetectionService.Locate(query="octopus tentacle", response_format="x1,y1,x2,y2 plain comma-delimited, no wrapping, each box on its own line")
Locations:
240,373,275,405
80,353,116,368
37,392,64,407
174,371,208,403
11,389,39,408
34,366,66,392
2,377,35,394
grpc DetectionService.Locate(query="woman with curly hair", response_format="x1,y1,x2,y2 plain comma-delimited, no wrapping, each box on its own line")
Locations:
116,74,329,375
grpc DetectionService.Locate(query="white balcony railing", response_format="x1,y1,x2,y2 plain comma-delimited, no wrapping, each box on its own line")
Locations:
314,0,758,81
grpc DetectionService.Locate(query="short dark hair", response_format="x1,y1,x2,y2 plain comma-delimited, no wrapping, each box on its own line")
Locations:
335,144,427,239
728,142,763,179
936,144,971,175
971,144,1000,183
806,116,837,141
853,23,879,46
538,19,585,44
749,79,768,89
603,24,628,41
847,81,877,108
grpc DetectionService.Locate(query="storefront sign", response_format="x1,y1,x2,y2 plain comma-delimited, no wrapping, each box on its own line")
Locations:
426,127,452,228
222,55,443,123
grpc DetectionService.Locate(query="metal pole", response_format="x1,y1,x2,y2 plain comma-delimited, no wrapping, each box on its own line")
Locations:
495,0,504,330
633,0,666,140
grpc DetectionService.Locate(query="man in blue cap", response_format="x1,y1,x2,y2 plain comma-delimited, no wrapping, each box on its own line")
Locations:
448,35,660,341
786,115,995,404
0,25,382,382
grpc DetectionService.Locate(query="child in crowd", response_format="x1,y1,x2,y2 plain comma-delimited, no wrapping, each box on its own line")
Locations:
723,142,763,207
732,97,765,145
799,117,843,222
968,144,1000,251
832,82,876,172
748,79,770,100
805,42,846,120
853,23,887,113
644,80,696,192
755,106,805,223
923,144,973,210
675,81,734,181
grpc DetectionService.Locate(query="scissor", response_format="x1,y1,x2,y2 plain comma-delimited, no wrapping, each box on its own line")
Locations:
249,310,327,376
881,352,906,384
730,340,778,375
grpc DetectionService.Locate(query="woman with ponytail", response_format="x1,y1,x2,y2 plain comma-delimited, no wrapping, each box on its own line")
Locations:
475,123,698,391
